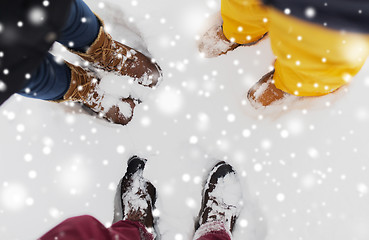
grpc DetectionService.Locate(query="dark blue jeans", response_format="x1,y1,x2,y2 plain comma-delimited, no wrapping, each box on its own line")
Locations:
18,0,99,100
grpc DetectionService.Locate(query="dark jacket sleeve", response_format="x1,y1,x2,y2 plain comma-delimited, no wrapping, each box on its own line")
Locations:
0,0,73,105
262,0,369,34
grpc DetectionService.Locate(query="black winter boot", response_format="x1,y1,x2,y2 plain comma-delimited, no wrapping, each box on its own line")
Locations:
113,156,158,238
195,161,243,233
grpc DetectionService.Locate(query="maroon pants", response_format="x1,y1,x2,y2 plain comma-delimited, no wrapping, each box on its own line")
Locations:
39,215,231,240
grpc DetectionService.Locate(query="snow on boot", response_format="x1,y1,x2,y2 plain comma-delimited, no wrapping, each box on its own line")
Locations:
198,24,267,58
195,161,243,234
60,62,135,125
247,70,288,108
198,25,239,58
73,17,162,88
113,156,158,238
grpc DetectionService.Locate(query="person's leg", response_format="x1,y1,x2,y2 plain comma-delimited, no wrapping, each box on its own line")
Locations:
110,220,154,240
17,0,99,101
16,0,98,101
19,52,136,125
39,156,156,240
17,0,158,126
194,221,231,240
18,54,70,101
221,0,269,44
248,8,369,107
269,8,369,97
198,0,269,57
57,0,100,52
38,215,146,240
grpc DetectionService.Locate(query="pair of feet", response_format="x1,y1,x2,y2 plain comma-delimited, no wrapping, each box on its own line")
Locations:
61,21,162,125
114,156,243,238
198,24,287,108
65,21,281,126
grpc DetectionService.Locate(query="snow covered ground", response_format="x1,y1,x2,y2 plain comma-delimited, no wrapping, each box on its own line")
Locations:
1,0,369,239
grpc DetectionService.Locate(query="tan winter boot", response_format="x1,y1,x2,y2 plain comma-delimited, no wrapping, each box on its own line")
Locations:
73,19,162,88
60,62,135,125
198,24,268,58
247,70,288,108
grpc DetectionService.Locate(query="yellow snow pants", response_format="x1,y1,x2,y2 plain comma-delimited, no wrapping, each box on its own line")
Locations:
221,0,369,96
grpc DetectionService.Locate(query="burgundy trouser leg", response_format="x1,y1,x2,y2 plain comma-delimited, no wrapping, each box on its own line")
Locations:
194,221,232,240
38,215,153,240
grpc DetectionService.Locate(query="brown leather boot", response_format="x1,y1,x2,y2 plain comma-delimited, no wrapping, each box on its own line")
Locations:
60,62,135,125
198,24,268,58
247,70,288,108
73,20,162,88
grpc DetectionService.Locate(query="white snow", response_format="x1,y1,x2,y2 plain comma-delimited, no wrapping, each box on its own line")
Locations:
1,0,369,240
96,70,156,103
198,24,236,58
97,73,134,98
82,72,139,119
120,170,150,224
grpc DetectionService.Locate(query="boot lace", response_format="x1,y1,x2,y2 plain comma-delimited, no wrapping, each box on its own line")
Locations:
92,32,135,71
